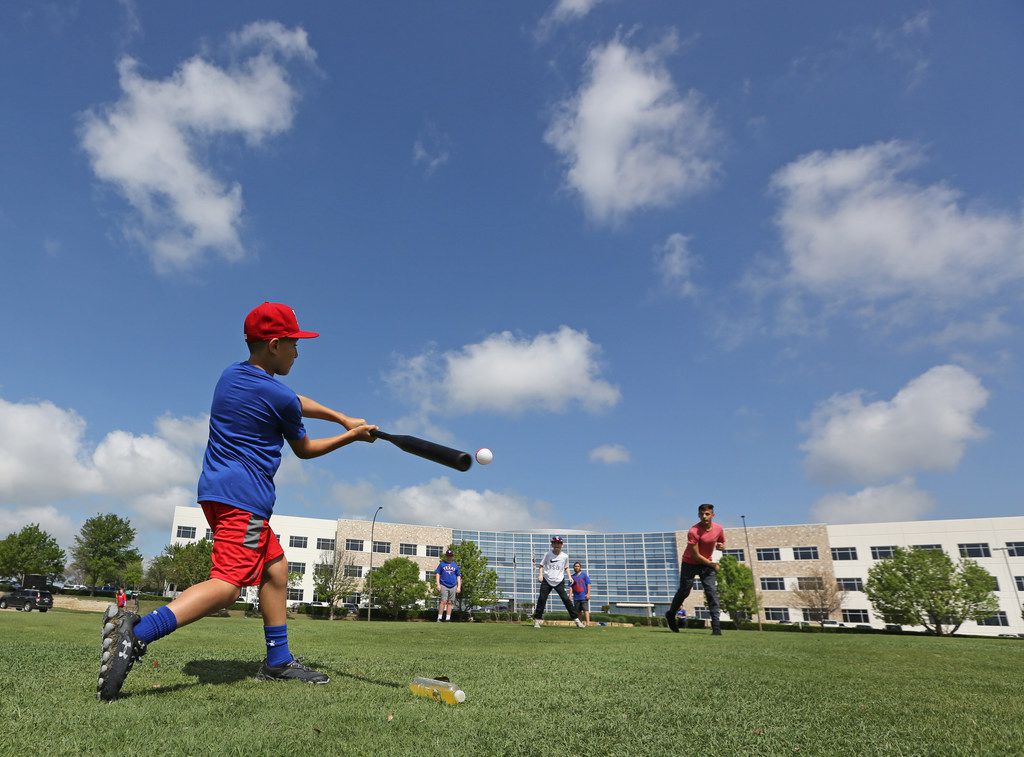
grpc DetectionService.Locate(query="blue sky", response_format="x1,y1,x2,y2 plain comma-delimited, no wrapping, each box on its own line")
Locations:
2,1,1022,559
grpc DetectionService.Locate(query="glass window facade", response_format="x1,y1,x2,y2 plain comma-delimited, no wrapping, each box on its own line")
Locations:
870,546,897,559
836,577,864,591
426,545,443,557
345,538,364,551
842,609,870,623
760,577,785,590
176,526,196,539
831,547,857,560
289,536,308,549
722,548,745,562
793,546,819,560
451,530,678,614
399,543,417,556
317,538,336,551
1007,542,1024,557
287,561,305,575
756,547,781,561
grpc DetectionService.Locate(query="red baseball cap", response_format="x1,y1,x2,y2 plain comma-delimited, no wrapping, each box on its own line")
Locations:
244,302,320,341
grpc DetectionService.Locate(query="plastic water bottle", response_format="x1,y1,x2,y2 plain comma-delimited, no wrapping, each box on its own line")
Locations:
409,677,466,705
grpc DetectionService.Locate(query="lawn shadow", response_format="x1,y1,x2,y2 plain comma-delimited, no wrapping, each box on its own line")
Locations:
125,658,256,699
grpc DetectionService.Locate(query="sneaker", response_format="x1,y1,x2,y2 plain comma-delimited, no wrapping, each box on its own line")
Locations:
574,618,585,628
711,629,722,636
257,657,330,684
665,610,679,633
533,619,543,628
97,604,147,701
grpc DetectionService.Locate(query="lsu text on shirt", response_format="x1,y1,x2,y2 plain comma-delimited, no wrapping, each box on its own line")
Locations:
541,550,570,586
197,362,307,520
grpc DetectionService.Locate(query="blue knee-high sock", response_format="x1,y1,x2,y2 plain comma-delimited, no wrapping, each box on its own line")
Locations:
264,625,292,667
134,605,178,644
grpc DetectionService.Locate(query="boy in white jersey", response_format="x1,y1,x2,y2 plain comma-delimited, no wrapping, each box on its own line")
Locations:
532,536,585,629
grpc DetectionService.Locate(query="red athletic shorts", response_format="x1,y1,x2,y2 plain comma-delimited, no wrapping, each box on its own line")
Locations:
201,502,284,587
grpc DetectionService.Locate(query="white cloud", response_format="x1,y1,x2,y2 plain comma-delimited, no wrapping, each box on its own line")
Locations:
0,396,206,522
80,21,316,272
388,327,620,427
772,141,1024,304
801,365,988,485
537,0,606,38
545,33,718,222
412,124,451,176
655,232,698,297
0,505,80,547
872,11,931,89
811,478,936,524
589,444,630,464
0,398,101,503
332,477,551,531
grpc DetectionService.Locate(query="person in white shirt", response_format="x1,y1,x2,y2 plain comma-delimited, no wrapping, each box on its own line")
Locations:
532,536,585,629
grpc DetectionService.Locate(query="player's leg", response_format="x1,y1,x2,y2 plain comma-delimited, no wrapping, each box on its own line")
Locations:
256,554,329,684
665,563,697,632
533,582,553,626
165,579,242,625
702,567,722,635
554,582,583,626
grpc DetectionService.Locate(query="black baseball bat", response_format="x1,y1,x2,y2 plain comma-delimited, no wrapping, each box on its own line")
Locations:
370,430,473,472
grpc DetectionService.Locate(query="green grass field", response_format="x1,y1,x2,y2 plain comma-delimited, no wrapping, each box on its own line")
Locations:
2,609,1022,756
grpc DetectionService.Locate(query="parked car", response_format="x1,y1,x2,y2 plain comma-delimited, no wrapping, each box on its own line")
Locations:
820,619,843,628
340,603,358,614
0,588,53,612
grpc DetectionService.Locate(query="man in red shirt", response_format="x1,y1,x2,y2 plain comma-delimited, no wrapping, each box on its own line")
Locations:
665,503,725,635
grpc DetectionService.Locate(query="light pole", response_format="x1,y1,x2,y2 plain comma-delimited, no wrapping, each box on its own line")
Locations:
741,515,763,631
367,506,382,622
993,547,1022,626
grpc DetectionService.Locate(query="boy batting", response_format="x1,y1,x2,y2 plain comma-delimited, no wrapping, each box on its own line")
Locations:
97,302,377,700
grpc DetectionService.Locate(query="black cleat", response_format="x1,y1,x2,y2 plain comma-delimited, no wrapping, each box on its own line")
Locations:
257,657,330,684
97,605,147,701
711,629,722,636
665,610,679,633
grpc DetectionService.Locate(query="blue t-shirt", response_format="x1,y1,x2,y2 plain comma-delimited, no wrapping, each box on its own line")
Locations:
197,362,307,520
435,561,461,588
571,571,590,600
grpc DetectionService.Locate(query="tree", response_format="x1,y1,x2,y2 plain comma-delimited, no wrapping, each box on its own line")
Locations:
0,524,66,580
71,514,141,594
313,549,359,620
716,555,759,623
364,557,428,617
120,557,144,590
145,539,213,594
866,547,1000,636
449,540,500,614
791,563,846,627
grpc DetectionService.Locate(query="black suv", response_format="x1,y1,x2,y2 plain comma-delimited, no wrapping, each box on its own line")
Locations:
0,589,53,612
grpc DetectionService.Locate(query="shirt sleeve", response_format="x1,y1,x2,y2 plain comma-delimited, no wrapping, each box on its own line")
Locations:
455,566,462,577
687,528,699,545
276,390,307,441
434,565,442,575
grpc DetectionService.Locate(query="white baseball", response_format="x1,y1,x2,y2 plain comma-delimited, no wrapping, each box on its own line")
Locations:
475,448,493,465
